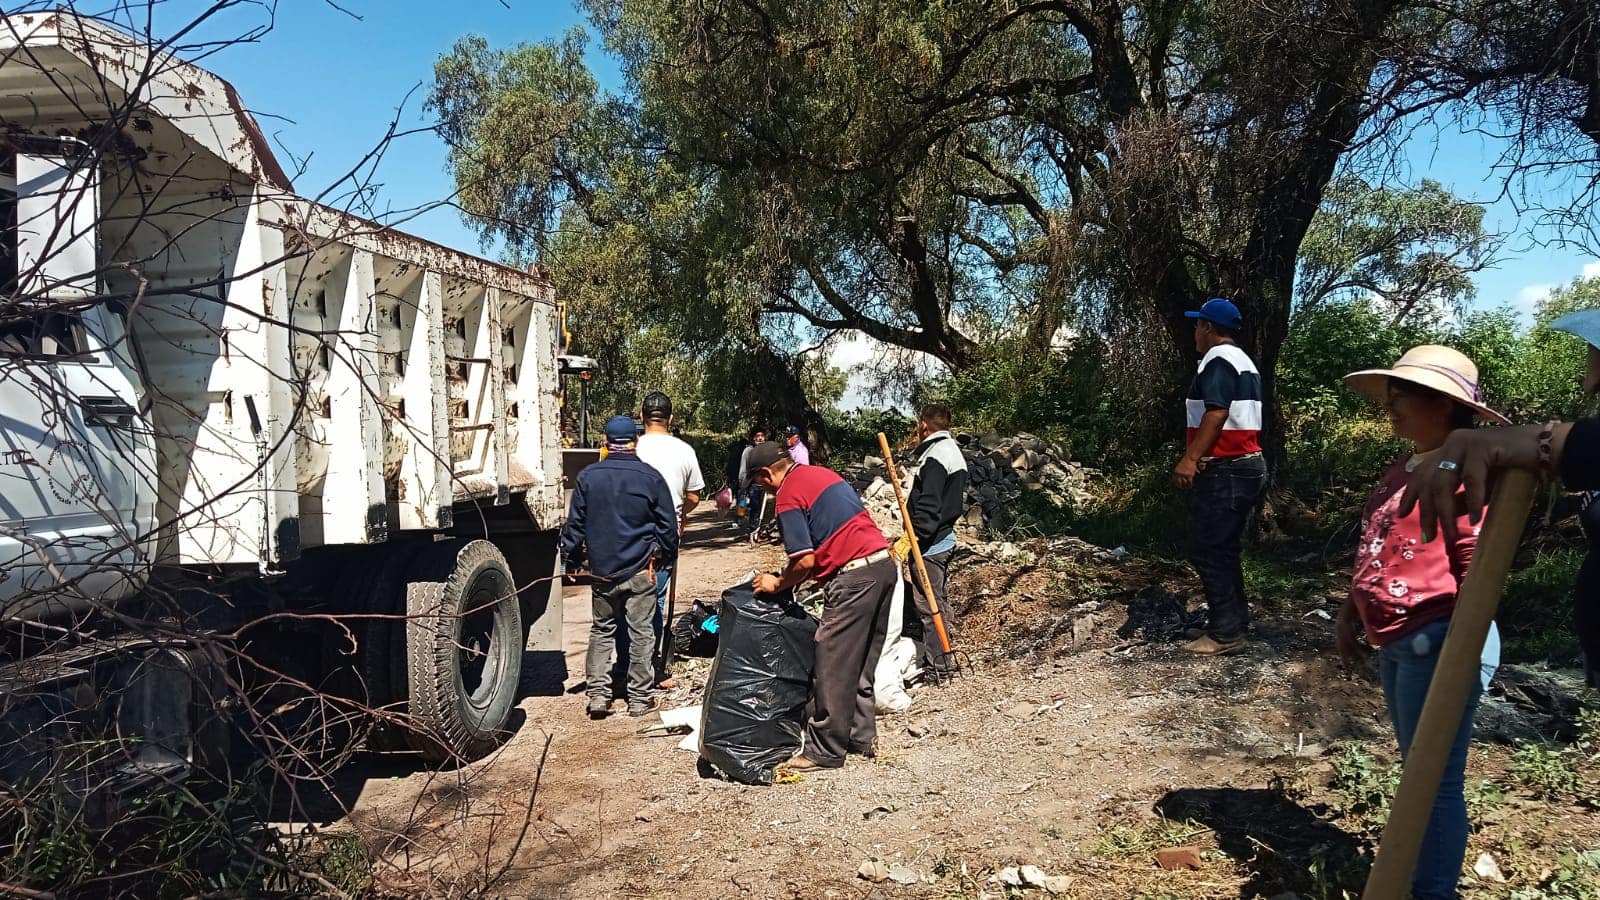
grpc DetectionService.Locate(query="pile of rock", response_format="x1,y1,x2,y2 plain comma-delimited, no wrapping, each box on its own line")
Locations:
840,432,1097,537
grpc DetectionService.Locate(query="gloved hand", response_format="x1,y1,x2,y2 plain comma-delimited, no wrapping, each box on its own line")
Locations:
892,532,913,562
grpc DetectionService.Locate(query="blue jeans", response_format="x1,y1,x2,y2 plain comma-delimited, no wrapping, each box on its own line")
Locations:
1378,618,1500,900
654,567,671,639
1187,455,1268,641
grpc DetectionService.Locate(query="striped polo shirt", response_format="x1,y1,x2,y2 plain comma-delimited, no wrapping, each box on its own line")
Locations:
775,465,889,582
1185,343,1263,458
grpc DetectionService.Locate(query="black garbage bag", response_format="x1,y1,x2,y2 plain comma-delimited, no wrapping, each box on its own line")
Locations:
670,599,722,658
697,581,818,785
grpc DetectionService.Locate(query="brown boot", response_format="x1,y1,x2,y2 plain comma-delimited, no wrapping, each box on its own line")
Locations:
1181,635,1247,656
777,754,826,773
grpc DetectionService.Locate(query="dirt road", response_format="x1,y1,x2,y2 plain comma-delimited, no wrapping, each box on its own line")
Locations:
327,513,1598,898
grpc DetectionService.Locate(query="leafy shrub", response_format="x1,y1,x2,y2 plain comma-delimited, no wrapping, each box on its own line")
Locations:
1328,745,1400,832
1510,741,1584,800
937,334,1126,459
823,407,915,463
1508,850,1600,900
678,430,740,490
1500,549,1585,665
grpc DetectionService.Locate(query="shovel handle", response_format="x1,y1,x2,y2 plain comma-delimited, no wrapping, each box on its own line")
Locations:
878,433,952,654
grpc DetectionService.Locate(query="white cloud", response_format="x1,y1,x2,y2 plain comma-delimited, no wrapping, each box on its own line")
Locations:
820,332,932,412
826,332,877,371
1583,260,1600,281
1515,283,1555,322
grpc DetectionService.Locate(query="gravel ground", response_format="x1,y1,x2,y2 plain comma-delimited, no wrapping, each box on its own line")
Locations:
320,512,1599,899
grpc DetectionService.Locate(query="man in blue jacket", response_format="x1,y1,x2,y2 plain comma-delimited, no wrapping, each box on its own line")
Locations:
561,415,679,719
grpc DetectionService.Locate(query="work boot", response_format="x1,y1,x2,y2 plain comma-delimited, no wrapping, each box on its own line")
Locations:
587,696,611,720
627,696,661,718
777,754,827,773
1181,634,1247,656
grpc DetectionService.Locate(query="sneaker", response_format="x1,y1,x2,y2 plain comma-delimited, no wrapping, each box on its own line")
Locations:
1181,635,1247,656
587,697,611,720
627,697,661,718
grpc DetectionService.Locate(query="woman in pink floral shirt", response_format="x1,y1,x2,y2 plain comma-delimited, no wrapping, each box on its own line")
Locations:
1334,345,1509,900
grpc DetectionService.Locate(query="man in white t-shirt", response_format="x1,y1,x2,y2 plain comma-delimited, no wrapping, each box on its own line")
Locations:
634,392,704,679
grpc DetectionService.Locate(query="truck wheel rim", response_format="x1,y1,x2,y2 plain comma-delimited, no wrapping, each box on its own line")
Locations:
460,569,505,708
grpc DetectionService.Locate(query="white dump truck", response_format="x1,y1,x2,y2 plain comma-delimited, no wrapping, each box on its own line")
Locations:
0,11,565,793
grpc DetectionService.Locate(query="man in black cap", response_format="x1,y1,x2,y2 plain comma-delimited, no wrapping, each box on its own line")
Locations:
747,441,894,772
784,424,811,466
635,392,704,666
560,415,679,718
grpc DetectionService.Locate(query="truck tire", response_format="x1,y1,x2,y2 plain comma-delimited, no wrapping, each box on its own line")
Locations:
334,546,413,752
404,539,523,762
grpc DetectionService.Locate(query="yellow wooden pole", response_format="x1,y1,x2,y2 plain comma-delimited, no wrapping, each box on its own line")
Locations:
877,432,952,654
1361,469,1537,899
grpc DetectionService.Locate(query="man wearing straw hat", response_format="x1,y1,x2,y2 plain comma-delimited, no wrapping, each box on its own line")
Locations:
1173,298,1269,656
747,440,895,772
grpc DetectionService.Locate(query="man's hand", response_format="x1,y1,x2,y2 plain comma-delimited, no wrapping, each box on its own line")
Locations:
753,572,782,594
1173,456,1199,489
1334,598,1368,669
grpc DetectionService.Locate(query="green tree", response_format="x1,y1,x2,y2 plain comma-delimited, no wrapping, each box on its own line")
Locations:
430,0,1477,450
1397,0,1600,245
1495,278,1599,421
1296,176,1496,324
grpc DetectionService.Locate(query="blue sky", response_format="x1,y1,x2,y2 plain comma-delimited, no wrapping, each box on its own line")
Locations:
141,0,618,255
147,1,1595,357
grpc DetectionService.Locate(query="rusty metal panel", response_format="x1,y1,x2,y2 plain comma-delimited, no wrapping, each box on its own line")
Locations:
396,271,451,529
255,206,302,567
321,249,387,544
487,288,511,506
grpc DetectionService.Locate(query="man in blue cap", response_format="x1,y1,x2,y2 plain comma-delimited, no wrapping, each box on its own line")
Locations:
1173,297,1268,655
560,415,680,718
784,425,811,466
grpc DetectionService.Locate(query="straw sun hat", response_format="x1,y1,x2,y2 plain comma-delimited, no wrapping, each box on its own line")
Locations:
1343,345,1511,425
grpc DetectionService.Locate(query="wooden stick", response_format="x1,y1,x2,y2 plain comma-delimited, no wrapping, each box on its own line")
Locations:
1361,469,1537,899
877,432,952,655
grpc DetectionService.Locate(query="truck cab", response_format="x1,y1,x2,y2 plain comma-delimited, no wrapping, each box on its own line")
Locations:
1,138,158,618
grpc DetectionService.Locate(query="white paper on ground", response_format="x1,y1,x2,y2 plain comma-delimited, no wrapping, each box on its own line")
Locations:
660,704,702,752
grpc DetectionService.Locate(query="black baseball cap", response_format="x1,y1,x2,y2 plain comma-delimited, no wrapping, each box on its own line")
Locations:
641,391,672,421
746,440,790,471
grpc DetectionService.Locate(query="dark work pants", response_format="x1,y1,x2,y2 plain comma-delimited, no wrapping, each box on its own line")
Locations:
1577,552,1600,689
589,570,656,707
1187,455,1268,643
909,550,955,675
805,557,896,767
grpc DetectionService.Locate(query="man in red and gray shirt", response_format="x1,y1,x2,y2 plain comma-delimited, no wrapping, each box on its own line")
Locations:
1172,298,1268,656
749,440,893,771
